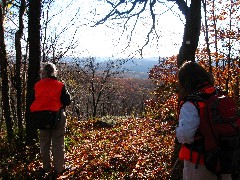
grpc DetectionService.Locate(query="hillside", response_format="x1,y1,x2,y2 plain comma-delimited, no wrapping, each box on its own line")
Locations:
119,58,159,78
61,57,159,79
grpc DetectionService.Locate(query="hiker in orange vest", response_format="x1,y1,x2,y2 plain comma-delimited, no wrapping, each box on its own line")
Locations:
30,62,71,178
176,61,231,180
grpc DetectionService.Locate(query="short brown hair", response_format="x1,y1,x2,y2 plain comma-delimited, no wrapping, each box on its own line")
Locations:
178,61,214,95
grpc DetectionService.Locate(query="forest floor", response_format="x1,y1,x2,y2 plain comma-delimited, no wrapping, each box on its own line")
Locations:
0,117,183,179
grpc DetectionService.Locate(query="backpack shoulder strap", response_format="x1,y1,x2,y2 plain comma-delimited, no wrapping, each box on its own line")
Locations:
185,94,205,102
184,95,205,115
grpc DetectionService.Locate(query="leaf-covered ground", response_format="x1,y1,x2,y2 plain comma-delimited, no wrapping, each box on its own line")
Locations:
0,117,183,179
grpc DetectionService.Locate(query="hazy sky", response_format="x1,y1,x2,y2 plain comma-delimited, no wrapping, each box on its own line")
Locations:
47,0,185,59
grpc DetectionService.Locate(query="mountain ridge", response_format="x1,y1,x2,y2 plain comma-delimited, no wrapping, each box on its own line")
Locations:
62,57,159,78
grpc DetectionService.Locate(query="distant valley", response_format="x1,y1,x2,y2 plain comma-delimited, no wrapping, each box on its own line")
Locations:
118,58,159,78
62,57,159,79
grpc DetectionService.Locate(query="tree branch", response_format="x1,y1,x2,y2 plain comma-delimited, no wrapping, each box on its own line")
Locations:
169,0,188,17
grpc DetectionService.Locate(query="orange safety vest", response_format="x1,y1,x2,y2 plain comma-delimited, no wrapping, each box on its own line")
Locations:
178,101,206,165
30,78,64,112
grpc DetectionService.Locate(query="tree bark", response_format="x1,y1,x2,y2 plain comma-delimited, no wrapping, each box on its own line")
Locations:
15,0,26,140
25,0,42,145
0,3,13,142
202,0,212,73
177,0,202,67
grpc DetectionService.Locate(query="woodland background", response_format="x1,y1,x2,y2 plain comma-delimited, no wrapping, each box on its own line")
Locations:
0,0,239,179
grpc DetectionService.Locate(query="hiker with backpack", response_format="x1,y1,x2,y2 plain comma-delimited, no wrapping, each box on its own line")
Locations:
30,62,71,178
176,61,240,180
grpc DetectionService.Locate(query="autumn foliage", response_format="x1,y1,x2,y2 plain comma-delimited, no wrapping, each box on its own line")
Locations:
0,116,180,179
0,1,239,179
145,56,179,122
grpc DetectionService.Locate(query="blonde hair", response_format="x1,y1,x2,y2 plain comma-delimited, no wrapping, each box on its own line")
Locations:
41,62,58,78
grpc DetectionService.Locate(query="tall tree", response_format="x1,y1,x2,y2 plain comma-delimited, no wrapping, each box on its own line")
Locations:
25,0,42,145
15,0,26,140
176,0,201,67
0,0,13,142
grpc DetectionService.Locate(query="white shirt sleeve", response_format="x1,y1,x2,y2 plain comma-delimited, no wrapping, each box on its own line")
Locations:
176,101,200,144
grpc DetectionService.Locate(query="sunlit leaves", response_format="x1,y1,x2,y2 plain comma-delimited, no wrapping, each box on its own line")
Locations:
146,56,179,121
1,116,178,179
197,0,239,104
63,117,176,179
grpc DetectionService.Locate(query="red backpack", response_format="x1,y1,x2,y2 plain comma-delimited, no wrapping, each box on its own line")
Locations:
186,92,240,178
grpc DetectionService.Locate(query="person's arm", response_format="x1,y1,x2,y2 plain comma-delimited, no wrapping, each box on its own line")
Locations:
60,85,71,108
29,88,35,105
176,101,200,144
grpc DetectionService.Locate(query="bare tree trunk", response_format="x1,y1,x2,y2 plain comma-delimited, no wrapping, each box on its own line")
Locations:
237,60,239,104
0,3,13,142
25,0,42,145
225,7,233,95
15,0,26,140
233,57,239,104
202,0,212,73
91,81,97,118
22,42,28,116
212,0,220,83
177,0,202,67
